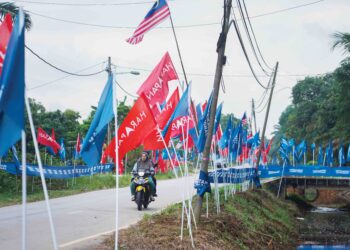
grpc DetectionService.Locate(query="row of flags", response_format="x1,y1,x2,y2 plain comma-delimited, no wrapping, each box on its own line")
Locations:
0,6,269,174
278,138,350,166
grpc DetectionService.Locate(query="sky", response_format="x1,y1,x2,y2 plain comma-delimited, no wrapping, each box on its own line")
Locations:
16,0,350,137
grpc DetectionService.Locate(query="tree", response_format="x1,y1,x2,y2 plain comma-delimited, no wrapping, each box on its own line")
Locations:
0,2,32,30
332,32,350,56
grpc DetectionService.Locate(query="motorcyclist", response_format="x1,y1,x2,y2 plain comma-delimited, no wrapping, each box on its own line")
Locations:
130,151,156,201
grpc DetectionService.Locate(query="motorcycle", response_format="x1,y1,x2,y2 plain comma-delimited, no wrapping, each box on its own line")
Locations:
132,169,154,211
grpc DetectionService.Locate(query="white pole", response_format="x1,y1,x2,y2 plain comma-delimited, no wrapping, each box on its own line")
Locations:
277,161,286,198
25,95,58,250
112,73,119,250
313,150,315,166
292,146,295,167
21,131,26,250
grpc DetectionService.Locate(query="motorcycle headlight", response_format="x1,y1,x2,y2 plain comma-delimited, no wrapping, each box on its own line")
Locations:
138,171,145,177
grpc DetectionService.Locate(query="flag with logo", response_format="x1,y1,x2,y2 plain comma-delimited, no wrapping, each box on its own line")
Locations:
137,52,177,107
105,94,157,171
0,10,25,157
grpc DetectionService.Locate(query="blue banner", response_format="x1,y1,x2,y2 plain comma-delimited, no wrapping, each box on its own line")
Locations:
0,162,114,179
194,170,211,197
208,165,350,184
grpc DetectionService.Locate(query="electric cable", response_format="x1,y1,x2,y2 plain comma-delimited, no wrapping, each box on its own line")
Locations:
230,16,271,89
115,80,138,98
234,1,271,76
241,0,273,70
25,45,106,76
12,0,153,6
28,61,106,90
25,0,324,30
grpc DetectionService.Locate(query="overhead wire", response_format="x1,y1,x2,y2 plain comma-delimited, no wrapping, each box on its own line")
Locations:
25,45,107,76
230,8,271,90
234,0,271,76
241,0,273,70
12,0,154,6
114,80,138,98
28,61,106,90
24,0,324,30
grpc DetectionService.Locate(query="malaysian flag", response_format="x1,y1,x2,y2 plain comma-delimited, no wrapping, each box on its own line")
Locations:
126,0,170,45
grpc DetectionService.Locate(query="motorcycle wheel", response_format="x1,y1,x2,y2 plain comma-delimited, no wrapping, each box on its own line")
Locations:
135,191,143,211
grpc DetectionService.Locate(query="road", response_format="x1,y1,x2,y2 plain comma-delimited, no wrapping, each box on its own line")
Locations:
0,176,195,250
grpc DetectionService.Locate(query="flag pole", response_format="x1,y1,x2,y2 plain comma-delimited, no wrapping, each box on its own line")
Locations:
21,131,26,250
25,95,58,250
111,61,120,250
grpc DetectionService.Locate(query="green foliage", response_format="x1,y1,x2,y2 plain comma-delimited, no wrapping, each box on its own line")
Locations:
274,59,350,149
0,2,32,30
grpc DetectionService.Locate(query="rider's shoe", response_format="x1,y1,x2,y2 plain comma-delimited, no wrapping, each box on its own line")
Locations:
153,193,158,197
150,195,155,201
131,195,135,201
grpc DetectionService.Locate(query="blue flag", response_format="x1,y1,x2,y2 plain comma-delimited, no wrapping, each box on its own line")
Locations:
59,138,66,161
317,146,323,165
339,144,345,166
218,115,233,149
162,83,191,137
81,75,114,166
0,10,25,157
213,102,223,134
196,92,213,153
195,103,203,124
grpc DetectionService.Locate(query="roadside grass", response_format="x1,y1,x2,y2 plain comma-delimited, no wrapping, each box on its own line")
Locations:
103,188,300,250
0,170,176,207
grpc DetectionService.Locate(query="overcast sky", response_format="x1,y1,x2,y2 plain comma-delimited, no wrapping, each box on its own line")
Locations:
17,0,350,137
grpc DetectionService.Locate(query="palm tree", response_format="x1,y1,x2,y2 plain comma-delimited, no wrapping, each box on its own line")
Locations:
332,32,350,55
0,2,32,30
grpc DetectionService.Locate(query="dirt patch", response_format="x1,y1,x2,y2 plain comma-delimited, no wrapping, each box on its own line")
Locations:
97,189,299,249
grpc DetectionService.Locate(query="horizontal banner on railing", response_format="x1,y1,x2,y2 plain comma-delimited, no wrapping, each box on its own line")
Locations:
0,162,114,179
208,165,350,184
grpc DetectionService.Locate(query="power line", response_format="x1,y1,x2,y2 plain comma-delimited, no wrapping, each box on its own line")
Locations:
116,64,322,78
13,0,153,6
28,61,106,90
240,0,273,70
115,80,138,98
231,17,271,89
26,0,324,30
25,45,107,76
234,1,271,76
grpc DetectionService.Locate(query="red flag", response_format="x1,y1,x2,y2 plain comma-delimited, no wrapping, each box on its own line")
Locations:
0,14,13,75
37,127,61,153
137,52,177,106
105,94,156,169
75,133,81,154
170,115,195,138
143,88,179,150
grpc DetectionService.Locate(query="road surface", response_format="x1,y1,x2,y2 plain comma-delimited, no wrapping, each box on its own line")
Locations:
0,176,195,250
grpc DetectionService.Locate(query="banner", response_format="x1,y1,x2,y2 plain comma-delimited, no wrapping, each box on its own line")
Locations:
208,165,350,184
0,162,113,179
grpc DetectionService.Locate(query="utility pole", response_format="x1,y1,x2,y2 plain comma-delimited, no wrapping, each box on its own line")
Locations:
251,98,257,134
194,0,232,222
254,62,279,187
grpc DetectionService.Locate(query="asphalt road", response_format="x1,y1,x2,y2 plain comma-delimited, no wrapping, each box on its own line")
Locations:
0,175,195,250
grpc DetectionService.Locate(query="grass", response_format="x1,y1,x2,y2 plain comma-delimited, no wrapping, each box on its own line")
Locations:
0,170,177,207
101,188,300,250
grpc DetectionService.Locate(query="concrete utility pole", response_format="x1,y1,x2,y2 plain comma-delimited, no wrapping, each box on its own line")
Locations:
255,62,279,176
194,0,233,222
